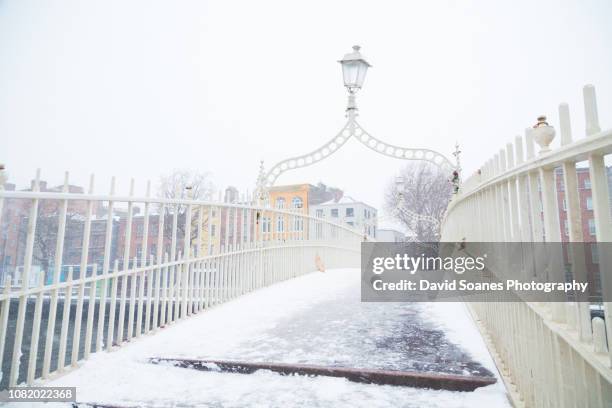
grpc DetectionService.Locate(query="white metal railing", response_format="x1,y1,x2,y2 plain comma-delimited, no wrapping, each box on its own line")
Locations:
0,175,362,388
441,85,612,407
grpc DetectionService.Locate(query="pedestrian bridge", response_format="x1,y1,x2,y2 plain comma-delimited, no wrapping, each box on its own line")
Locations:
0,84,611,407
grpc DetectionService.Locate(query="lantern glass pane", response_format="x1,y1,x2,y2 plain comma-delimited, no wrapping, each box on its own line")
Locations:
342,61,359,88
342,60,368,89
356,63,368,87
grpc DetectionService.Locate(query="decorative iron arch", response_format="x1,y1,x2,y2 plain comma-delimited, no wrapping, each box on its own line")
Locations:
255,45,461,207
256,111,460,201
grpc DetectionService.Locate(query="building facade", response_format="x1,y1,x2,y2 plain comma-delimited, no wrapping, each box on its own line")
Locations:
309,196,377,239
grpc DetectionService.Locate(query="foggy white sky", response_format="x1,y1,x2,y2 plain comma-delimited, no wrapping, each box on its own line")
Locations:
1,0,611,225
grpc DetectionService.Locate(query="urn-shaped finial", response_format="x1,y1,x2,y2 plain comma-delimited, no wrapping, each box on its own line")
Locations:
532,115,556,154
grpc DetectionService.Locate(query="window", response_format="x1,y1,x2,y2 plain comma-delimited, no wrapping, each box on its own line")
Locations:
347,221,354,227
563,219,569,236
293,216,303,231
588,218,596,236
292,197,303,209
331,209,338,218
275,198,285,209
346,208,354,217
584,178,591,189
211,224,216,237
562,199,567,211
586,196,593,210
276,215,284,232
262,217,271,233
316,209,324,218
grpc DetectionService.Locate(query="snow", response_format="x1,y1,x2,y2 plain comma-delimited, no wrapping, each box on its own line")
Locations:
11,268,510,408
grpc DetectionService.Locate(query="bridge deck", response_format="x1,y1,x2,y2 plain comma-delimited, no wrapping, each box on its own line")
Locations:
16,269,509,408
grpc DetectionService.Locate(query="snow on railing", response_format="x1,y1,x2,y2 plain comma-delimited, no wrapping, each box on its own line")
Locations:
0,174,362,388
441,85,612,407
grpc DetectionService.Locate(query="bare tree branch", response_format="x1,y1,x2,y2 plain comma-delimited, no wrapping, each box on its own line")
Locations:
157,169,216,242
384,162,452,242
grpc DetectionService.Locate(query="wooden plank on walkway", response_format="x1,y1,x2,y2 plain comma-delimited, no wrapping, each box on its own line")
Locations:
149,357,496,392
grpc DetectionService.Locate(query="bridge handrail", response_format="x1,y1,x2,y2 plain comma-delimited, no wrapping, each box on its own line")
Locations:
441,84,612,407
0,190,365,237
0,180,362,388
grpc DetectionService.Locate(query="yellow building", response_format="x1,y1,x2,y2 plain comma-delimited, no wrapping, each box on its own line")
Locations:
264,184,315,241
198,207,222,255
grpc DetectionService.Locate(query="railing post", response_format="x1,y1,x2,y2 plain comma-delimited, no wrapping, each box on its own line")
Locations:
117,179,135,344
74,175,96,364
559,103,573,145
96,176,116,350
137,181,151,336
9,169,40,387
583,84,600,136
42,172,69,378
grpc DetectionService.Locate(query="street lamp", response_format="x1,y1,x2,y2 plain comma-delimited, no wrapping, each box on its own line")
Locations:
339,45,371,111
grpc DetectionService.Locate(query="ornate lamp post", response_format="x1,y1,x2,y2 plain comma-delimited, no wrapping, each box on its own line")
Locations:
256,46,460,206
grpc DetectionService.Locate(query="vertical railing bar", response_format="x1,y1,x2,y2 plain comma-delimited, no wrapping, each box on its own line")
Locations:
83,264,98,360
169,202,178,323
127,254,138,341
224,207,230,301
95,177,115,352
41,172,69,378
72,174,95,366
137,181,151,337
182,195,192,318
117,179,135,345
167,253,174,324
26,272,45,384
135,255,148,338
173,251,182,322
9,169,41,387
196,204,203,313
151,204,165,331
106,260,119,349
57,267,74,372
160,252,169,326
232,207,238,298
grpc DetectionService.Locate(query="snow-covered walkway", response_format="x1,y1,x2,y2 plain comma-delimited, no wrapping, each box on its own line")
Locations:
22,269,510,407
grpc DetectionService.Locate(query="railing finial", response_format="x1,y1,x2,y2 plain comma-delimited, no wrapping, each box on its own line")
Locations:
532,115,556,154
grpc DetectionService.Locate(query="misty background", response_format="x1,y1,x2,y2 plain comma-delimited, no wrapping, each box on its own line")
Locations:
1,0,611,225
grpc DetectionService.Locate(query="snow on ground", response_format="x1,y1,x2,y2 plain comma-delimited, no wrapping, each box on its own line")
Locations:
10,269,510,408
